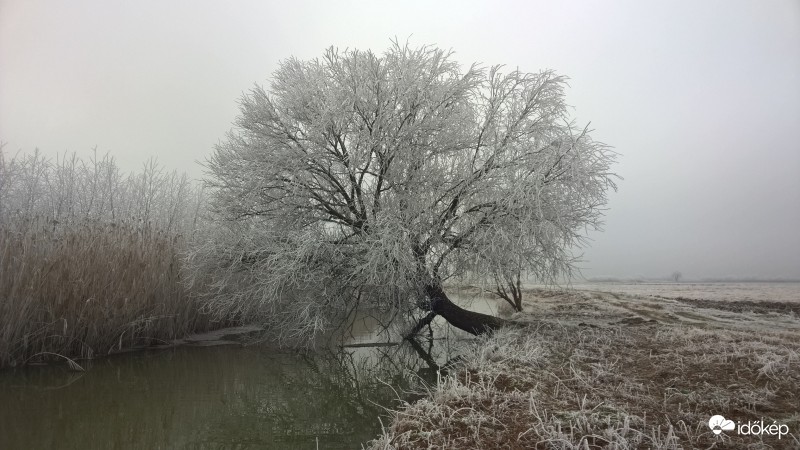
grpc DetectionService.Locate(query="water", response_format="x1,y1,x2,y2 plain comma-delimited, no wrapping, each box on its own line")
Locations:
0,343,428,449
0,299,495,450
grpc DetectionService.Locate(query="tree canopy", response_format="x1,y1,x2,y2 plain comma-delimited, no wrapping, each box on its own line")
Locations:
190,42,617,342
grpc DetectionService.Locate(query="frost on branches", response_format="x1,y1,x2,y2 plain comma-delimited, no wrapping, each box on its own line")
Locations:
188,42,617,343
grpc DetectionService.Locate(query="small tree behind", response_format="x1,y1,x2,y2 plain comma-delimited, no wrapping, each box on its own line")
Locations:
190,42,617,342
493,270,524,313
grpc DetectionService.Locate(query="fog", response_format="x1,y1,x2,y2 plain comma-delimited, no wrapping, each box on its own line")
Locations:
1,0,798,280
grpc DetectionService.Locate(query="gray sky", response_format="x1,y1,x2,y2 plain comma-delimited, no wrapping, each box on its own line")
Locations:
1,0,799,280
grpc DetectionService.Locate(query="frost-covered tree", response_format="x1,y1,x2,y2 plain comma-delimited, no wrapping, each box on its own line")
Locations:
191,42,617,341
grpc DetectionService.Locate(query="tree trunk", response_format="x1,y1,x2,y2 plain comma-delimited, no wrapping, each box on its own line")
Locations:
424,284,507,335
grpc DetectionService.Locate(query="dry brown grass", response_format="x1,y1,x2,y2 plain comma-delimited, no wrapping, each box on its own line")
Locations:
0,149,224,367
0,218,219,367
368,290,800,449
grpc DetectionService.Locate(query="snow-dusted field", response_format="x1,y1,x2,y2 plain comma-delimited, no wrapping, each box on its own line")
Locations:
370,286,800,449
562,281,800,303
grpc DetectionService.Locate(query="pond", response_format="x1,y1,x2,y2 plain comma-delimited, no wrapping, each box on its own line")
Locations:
0,293,501,449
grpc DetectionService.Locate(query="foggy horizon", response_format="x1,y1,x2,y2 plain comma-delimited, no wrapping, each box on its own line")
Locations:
2,0,798,280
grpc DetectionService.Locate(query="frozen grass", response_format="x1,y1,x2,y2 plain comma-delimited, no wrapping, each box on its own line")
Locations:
0,149,222,367
367,290,800,449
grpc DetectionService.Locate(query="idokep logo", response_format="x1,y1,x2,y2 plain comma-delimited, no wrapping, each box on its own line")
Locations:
708,415,790,439
708,415,735,435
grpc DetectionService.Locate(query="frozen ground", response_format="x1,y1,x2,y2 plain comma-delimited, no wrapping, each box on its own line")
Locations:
452,282,800,333
562,281,800,303
369,284,800,449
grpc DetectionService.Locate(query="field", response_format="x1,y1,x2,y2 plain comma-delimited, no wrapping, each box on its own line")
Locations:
570,281,800,304
368,284,800,449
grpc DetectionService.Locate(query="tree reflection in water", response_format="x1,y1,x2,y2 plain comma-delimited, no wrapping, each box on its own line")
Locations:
0,336,465,449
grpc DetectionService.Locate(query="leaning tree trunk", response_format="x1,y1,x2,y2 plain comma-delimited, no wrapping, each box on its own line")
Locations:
423,284,507,335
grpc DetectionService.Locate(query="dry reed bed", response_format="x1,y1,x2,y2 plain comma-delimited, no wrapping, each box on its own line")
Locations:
0,149,219,368
368,294,800,449
0,219,217,367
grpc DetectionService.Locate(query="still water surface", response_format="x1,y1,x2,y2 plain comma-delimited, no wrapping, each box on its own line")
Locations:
0,343,433,449
0,296,496,450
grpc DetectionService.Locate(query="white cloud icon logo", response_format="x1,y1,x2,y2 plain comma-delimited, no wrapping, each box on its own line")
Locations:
708,415,735,435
